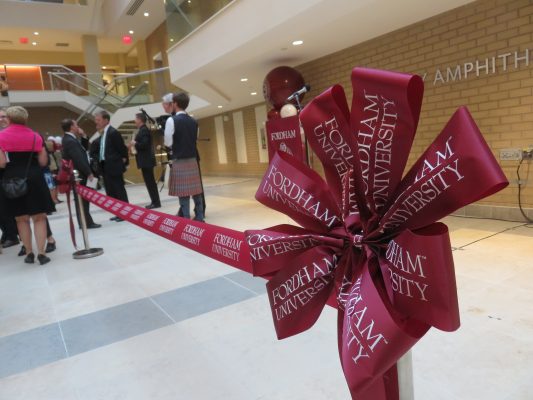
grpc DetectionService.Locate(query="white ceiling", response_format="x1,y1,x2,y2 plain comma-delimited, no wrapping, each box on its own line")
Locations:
167,0,476,119
0,0,166,53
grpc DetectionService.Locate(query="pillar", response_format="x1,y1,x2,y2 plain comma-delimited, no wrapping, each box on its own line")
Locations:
81,35,102,95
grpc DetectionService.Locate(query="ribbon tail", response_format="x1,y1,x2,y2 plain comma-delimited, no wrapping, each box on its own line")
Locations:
76,184,253,273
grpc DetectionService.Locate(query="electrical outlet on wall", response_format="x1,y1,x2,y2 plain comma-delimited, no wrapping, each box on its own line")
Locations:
522,147,533,160
500,148,522,161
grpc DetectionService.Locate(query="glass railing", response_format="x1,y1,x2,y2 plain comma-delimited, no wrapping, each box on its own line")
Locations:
1,64,176,122
165,0,234,44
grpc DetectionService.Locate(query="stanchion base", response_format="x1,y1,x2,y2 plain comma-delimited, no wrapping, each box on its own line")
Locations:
73,248,104,259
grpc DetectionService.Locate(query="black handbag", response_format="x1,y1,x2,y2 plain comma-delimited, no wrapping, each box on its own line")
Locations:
1,135,36,199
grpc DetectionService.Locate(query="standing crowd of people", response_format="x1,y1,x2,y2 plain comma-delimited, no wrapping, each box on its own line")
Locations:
0,91,205,265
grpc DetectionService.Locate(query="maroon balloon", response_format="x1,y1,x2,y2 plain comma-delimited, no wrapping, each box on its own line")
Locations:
267,108,281,120
263,66,305,109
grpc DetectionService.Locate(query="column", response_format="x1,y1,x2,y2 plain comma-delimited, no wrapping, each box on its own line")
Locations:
81,34,102,95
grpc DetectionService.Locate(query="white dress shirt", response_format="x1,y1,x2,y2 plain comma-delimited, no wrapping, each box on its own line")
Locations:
164,117,174,148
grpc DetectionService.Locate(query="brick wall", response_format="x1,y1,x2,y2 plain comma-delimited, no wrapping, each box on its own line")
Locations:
197,0,533,212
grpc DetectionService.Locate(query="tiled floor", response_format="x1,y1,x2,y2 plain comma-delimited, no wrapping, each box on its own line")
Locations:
0,177,532,399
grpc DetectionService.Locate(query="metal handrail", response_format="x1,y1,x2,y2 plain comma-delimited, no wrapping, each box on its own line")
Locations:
75,81,148,124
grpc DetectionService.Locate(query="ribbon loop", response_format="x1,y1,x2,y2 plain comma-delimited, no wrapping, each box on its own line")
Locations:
350,68,424,225
255,151,342,233
379,223,459,331
378,107,509,235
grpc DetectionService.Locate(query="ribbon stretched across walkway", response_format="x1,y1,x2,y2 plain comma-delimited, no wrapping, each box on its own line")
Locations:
77,185,252,274
78,67,508,400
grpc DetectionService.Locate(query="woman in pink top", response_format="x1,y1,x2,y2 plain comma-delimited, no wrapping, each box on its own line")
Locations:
0,106,54,265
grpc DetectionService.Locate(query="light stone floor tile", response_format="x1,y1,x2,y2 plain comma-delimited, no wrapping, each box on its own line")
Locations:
0,178,532,399
48,268,149,322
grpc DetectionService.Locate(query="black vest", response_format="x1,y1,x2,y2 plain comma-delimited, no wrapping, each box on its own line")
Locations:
171,113,198,160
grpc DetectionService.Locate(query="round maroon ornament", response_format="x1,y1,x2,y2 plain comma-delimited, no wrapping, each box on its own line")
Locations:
263,66,305,109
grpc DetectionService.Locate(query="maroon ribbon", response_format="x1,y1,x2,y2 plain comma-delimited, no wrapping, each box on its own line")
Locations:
77,67,509,400
245,68,508,399
76,185,253,274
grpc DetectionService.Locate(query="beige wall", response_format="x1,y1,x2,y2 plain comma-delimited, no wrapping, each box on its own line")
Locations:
26,107,96,137
143,21,178,99
1,50,137,68
197,0,533,214
197,104,268,177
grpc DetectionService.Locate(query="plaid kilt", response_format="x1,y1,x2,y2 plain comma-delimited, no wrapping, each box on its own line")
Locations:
169,158,203,197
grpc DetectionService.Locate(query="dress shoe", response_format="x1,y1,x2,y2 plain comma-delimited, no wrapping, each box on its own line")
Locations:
87,223,102,229
24,252,35,264
37,254,51,265
45,242,56,253
18,245,26,256
109,216,117,221
145,203,161,209
115,217,125,222
2,239,20,249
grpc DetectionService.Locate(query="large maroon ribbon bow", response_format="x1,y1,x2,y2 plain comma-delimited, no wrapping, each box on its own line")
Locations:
245,68,508,399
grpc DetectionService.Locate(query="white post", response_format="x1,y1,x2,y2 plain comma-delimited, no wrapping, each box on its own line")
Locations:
397,350,415,400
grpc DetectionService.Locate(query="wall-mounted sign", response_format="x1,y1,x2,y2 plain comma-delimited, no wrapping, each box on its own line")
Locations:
422,48,530,85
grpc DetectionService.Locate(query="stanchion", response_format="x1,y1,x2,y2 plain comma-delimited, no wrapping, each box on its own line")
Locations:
398,350,415,400
72,170,104,259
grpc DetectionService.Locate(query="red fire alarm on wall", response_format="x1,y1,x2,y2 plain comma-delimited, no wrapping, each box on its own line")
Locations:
122,35,132,44
19,37,28,44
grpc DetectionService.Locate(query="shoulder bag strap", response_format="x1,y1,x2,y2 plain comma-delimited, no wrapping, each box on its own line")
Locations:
23,134,37,179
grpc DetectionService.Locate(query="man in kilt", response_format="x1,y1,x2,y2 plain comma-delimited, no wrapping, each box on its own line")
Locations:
168,92,204,222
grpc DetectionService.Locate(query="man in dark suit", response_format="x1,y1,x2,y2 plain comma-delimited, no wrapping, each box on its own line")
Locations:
94,110,129,222
61,119,101,229
131,113,160,209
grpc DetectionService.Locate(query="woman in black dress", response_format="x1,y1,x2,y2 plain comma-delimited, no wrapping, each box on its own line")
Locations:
0,106,54,265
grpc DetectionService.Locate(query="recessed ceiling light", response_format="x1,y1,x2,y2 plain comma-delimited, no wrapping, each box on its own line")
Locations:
250,92,257,96
143,12,149,17
292,40,303,46
217,105,223,108
188,0,191,3
31,42,37,46
102,66,107,69
170,38,174,42
33,32,39,36
240,78,248,82
129,30,134,34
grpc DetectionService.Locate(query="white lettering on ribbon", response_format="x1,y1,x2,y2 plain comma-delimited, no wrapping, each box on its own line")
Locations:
271,129,297,140
212,233,242,261
383,136,464,230
180,223,205,246
313,116,355,180
271,255,337,321
344,278,389,365
356,91,398,211
385,241,429,301
131,209,145,221
120,205,133,216
159,217,179,235
249,235,320,261
261,165,340,228
143,213,160,227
